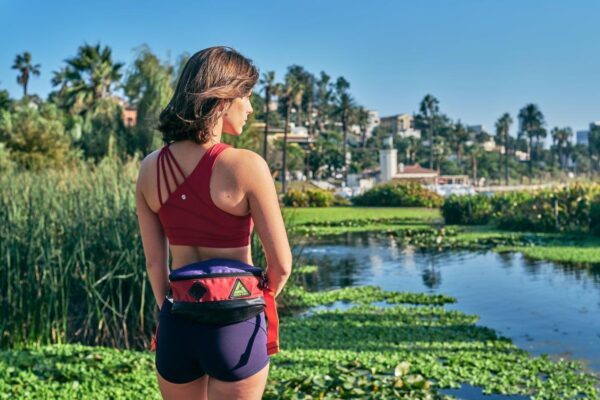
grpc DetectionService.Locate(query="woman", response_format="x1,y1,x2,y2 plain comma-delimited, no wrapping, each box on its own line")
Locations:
135,46,292,400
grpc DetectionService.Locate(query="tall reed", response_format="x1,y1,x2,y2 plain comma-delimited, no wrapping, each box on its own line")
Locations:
0,156,302,350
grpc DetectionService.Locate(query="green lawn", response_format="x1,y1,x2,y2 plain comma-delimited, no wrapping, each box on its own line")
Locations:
496,245,600,264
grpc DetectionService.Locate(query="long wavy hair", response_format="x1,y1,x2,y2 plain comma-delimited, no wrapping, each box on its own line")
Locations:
158,46,259,144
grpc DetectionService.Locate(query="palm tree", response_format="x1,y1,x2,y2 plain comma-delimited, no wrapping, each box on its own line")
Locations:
466,142,483,186
259,71,276,159
495,113,513,185
405,136,419,164
333,77,355,185
278,72,304,194
452,122,470,168
52,43,123,114
12,51,41,97
314,71,333,134
355,106,370,148
518,103,545,178
588,125,600,177
556,127,573,171
418,94,440,170
432,136,447,172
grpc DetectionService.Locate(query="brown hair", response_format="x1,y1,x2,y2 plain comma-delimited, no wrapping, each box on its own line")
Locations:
158,46,259,144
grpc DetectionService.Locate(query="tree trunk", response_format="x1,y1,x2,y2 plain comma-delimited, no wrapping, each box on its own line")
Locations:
428,124,433,170
262,90,270,159
504,135,509,185
343,112,348,185
528,135,533,178
282,99,290,194
472,155,478,186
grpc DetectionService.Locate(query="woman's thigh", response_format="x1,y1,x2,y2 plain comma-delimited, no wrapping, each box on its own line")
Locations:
207,362,269,400
157,372,208,400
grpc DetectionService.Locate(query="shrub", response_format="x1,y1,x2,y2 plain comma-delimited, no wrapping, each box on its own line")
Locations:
0,102,73,171
492,184,600,232
587,194,600,235
283,188,336,207
352,181,443,208
442,194,492,225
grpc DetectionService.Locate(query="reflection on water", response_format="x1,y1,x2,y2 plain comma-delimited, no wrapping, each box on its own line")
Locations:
293,232,600,376
438,383,531,400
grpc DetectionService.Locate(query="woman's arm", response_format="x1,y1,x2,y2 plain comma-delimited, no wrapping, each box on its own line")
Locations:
135,158,170,310
241,150,293,297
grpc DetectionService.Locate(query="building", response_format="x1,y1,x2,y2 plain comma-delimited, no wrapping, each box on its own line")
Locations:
366,110,380,139
123,105,137,127
393,163,438,184
577,130,589,146
577,121,600,146
109,95,138,127
468,124,485,135
378,135,437,183
380,114,421,139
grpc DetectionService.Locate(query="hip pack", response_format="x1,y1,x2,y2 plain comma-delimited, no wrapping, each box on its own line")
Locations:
151,258,279,355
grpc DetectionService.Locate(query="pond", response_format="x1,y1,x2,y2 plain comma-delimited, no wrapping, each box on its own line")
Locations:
294,232,600,381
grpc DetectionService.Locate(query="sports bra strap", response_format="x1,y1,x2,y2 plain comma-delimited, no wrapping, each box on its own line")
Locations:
157,145,187,206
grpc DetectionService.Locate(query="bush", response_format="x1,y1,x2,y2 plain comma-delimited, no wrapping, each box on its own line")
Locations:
492,184,600,232
283,188,336,207
442,194,492,225
441,184,600,233
0,102,74,171
590,195,600,235
352,181,443,208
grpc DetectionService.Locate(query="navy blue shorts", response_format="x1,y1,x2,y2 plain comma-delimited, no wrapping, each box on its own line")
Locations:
155,298,270,383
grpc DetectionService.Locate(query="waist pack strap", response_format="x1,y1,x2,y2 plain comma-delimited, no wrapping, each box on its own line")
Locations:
150,321,159,352
263,288,279,355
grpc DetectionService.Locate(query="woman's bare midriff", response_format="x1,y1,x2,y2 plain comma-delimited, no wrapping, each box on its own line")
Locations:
169,244,253,271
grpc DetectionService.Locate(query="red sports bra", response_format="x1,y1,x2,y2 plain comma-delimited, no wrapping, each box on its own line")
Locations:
156,142,254,247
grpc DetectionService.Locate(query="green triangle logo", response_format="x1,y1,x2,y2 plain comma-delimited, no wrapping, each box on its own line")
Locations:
230,279,251,298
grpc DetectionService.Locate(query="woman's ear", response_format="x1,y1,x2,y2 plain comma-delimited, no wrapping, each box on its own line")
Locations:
218,100,231,116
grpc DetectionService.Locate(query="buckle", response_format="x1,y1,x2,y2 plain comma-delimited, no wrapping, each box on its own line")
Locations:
258,272,269,290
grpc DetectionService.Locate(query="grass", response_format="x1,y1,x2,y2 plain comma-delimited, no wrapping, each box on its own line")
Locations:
284,207,442,226
496,245,600,265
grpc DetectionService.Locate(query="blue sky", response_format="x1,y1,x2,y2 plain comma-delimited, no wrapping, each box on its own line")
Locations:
2,0,599,139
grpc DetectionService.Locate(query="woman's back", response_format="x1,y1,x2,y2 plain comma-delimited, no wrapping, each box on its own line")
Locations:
138,140,281,270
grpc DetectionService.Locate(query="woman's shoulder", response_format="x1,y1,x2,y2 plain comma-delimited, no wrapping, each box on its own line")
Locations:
218,147,272,192
219,147,268,172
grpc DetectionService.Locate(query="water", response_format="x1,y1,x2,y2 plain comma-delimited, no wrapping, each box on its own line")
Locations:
294,232,600,377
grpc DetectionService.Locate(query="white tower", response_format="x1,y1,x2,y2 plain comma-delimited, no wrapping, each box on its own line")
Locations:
379,135,397,182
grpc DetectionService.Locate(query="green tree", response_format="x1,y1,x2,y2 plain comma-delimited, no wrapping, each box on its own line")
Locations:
355,106,370,148
518,103,545,178
259,70,276,159
124,46,174,155
332,76,355,184
80,98,125,160
12,52,41,98
589,125,600,177
0,101,72,170
465,140,484,185
52,43,124,115
417,94,440,170
314,71,334,133
277,69,304,194
0,89,12,111
451,121,470,168
495,113,513,184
